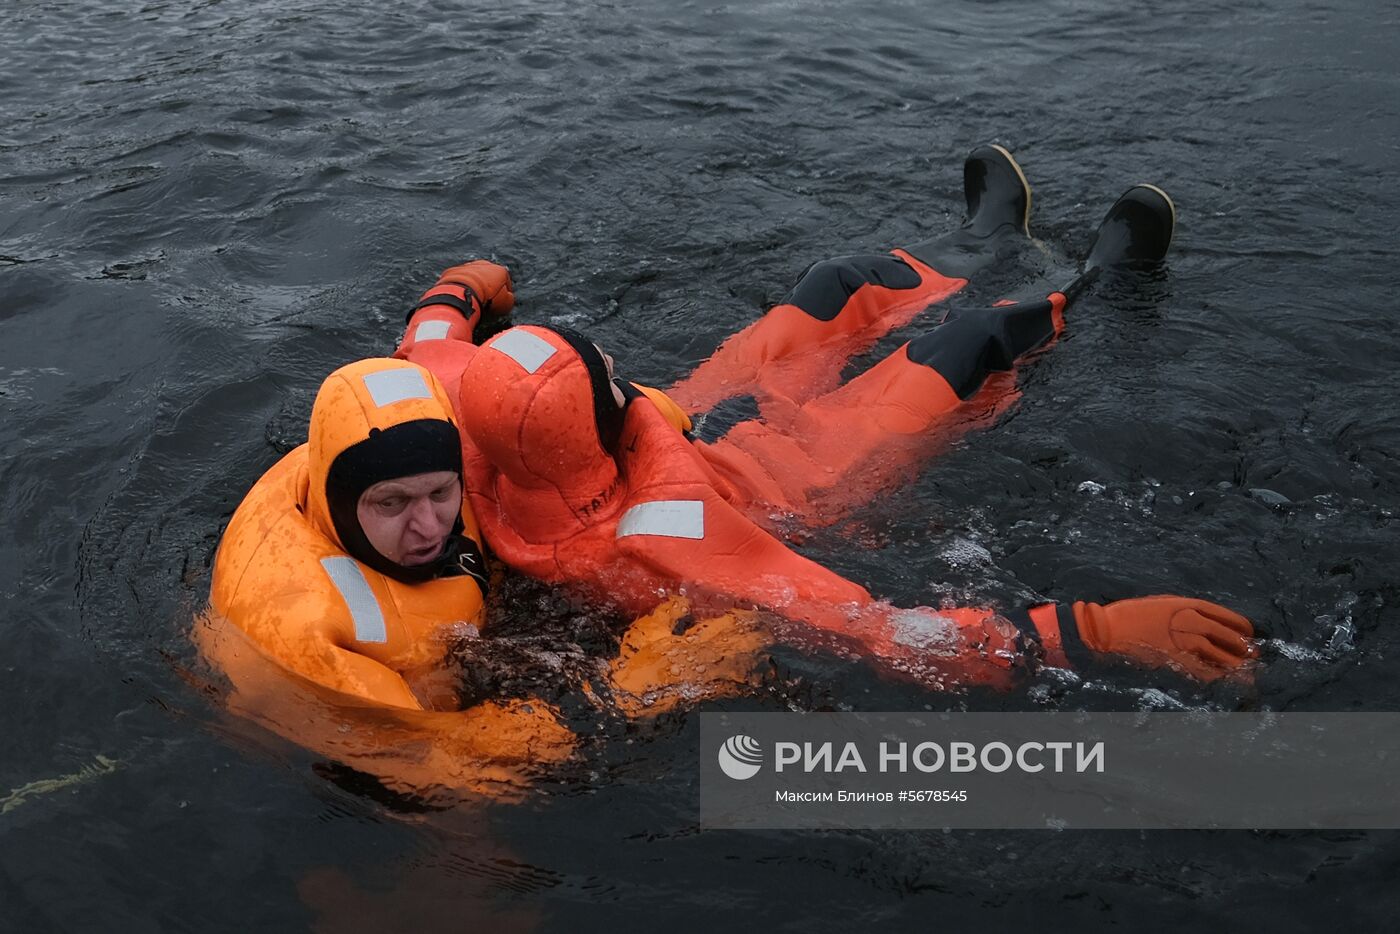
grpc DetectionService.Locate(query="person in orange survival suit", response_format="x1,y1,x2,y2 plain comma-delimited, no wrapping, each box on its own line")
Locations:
444,323,1252,691
197,357,578,801
396,167,1254,691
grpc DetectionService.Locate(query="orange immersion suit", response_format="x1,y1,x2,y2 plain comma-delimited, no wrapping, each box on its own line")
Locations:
400,255,1253,690
200,357,575,800
400,302,1061,690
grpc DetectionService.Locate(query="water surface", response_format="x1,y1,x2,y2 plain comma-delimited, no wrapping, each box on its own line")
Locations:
2,0,1398,929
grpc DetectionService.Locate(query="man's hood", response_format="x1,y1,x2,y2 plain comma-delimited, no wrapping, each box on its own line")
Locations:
305,358,462,553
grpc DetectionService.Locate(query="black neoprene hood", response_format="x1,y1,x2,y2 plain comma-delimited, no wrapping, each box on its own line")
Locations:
324,417,465,584
552,326,628,454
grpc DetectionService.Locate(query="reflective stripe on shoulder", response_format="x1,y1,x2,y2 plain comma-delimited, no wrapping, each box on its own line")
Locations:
362,368,432,407
616,499,705,540
413,319,453,342
490,329,557,374
320,557,388,643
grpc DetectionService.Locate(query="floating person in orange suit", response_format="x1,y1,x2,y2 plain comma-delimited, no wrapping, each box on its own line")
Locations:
396,145,1255,696
197,356,580,801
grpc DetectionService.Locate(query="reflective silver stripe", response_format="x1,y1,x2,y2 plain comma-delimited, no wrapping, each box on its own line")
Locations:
320,557,387,643
490,329,557,374
414,319,452,342
362,368,431,407
616,499,705,540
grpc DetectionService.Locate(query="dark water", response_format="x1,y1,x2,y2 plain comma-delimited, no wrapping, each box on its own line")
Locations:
3,0,1399,929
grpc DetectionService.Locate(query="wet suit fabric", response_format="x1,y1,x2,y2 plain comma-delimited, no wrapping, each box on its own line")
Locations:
668,250,967,414
672,252,1067,522
403,317,1072,691
202,356,576,799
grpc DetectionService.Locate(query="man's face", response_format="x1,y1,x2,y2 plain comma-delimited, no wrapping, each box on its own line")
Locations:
355,470,461,566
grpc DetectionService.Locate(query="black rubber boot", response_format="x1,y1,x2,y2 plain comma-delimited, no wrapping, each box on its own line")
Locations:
1085,184,1175,271
903,143,1034,280
962,143,1032,238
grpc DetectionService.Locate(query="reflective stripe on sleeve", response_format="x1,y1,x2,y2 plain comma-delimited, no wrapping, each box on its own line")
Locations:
361,368,432,408
616,499,705,540
320,557,388,643
490,330,557,374
413,320,453,342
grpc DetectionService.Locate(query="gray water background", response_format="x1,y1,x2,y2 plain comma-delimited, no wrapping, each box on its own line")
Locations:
2,0,1398,929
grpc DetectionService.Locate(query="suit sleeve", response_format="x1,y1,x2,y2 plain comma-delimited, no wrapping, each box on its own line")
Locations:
613,485,1030,689
395,284,482,405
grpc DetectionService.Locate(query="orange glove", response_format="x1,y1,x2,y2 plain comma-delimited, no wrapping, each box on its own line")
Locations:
1072,596,1255,683
436,260,515,316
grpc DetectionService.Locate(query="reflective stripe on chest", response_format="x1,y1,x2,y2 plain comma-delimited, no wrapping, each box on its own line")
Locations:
320,557,388,643
615,499,705,539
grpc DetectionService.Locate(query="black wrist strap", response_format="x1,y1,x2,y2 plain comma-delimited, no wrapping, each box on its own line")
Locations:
408,285,479,323
1055,604,1097,670
1006,604,1096,672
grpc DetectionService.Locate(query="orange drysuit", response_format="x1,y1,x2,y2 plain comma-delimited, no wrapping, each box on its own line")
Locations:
201,357,575,800
400,252,1253,689
399,292,1063,691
